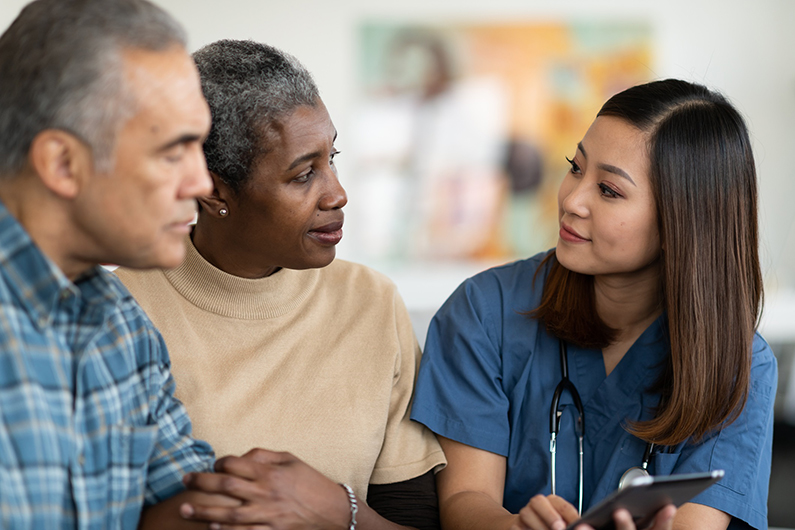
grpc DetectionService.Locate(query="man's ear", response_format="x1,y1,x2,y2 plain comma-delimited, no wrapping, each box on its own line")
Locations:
27,130,93,200
198,172,232,218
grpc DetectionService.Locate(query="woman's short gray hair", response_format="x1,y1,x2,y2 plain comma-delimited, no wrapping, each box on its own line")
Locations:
0,0,187,176
193,40,320,192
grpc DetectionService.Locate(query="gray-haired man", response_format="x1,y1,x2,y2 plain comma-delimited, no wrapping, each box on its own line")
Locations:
0,0,236,528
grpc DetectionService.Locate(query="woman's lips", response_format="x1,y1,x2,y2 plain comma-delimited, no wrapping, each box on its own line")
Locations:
559,222,589,243
308,221,344,245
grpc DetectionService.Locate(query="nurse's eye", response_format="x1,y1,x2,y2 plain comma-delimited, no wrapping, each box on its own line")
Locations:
565,156,581,174
329,149,341,166
598,183,622,199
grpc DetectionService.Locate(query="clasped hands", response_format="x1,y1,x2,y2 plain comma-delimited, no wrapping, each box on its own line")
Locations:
510,494,676,530
179,448,352,530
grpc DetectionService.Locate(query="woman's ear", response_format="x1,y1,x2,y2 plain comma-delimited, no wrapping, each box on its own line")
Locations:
28,130,92,199
198,172,232,218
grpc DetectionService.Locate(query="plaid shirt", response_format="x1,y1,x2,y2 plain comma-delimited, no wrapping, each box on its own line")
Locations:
0,201,215,529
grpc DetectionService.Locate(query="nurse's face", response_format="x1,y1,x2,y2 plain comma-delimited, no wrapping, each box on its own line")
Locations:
556,116,660,277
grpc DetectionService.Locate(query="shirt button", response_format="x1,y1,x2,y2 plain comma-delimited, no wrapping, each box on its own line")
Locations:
77,453,85,467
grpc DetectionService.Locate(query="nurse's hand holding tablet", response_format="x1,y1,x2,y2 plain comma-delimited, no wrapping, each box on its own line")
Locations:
410,79,777,530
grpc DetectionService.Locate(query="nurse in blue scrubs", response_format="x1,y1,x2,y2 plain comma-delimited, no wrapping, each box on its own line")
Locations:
411,79,776,530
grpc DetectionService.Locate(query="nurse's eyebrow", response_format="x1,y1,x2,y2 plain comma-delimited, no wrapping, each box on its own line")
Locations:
577,141,636,187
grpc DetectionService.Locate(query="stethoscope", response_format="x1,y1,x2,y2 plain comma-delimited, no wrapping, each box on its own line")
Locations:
550,340,658,515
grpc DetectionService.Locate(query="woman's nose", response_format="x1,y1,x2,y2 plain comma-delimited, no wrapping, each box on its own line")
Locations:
560,177,590,218
320,172,347,211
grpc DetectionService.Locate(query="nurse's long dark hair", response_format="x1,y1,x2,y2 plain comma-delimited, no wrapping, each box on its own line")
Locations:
532,79,762,445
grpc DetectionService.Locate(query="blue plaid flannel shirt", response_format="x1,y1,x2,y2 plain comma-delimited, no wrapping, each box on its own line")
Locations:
0,201,215,529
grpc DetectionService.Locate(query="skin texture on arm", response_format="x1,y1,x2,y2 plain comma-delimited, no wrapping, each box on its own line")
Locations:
435,437,518,530
672,503,730,530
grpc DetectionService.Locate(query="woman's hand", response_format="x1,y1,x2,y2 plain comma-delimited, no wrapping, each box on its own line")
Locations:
511,495,580,530
510,495,676,530
178,448,351,529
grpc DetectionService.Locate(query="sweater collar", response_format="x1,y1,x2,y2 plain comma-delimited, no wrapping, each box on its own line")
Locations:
163,235,320,320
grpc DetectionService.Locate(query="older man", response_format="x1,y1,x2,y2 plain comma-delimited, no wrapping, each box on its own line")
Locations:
0,1,229,528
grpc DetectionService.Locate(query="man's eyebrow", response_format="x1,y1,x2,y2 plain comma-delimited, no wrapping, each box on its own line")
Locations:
158,133,204,152
577,141,636,186
287,131,338,170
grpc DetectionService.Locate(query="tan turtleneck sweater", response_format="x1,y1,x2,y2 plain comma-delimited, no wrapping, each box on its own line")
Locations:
114,238,445,499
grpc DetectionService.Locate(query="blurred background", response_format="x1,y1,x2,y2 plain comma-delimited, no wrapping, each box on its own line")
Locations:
2,0,793,526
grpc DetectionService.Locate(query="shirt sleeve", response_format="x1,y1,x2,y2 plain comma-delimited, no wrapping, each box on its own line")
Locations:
369,288,447,485
410,276,512,456
143,331,215,505
666,334,777,530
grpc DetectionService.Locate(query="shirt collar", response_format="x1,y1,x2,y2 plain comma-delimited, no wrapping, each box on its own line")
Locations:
0,199,125,330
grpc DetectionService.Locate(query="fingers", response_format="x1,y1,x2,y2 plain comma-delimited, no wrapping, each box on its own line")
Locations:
612,508,635,530
517,494,570,530
548,495,581,524
179,501,267,527
612,504,675,530
183,471,264,501
241,448,296,466
649,505,676,530
212,454,270,480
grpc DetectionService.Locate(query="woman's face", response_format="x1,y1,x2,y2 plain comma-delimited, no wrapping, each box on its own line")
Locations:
556,115,660,278
225,100,346,271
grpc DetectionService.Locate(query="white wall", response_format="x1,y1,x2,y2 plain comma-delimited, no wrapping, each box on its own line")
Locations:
2,0,794,338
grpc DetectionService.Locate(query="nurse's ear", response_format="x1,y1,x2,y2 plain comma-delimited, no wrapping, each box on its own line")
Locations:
198,172,232,219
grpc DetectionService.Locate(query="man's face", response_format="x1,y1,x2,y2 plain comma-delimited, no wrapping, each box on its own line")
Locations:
73,45,212,269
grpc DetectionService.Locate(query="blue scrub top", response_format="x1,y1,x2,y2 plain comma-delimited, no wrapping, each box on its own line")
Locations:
411,252,777,530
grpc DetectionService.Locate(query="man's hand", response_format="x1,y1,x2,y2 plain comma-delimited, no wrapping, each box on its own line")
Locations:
179,448,352,529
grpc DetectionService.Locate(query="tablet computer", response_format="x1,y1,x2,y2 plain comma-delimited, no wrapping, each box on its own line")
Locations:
565,470,724,530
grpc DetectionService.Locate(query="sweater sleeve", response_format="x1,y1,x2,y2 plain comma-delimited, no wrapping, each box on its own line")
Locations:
369,288,446,485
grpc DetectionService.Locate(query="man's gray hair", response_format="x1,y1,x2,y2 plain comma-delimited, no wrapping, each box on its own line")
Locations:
0,0,187,176
193,40,320,192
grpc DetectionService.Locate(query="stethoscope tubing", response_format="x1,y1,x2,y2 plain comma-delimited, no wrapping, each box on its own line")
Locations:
550,340,658,515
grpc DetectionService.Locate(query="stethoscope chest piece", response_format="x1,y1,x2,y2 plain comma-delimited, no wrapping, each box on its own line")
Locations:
618,465,650,490
617,441,655,490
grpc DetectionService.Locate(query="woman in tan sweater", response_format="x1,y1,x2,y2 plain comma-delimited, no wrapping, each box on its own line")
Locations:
116,39,444,530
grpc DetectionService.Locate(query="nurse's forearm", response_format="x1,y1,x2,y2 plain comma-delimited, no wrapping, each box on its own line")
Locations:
672,502,730,530
439,490,518,530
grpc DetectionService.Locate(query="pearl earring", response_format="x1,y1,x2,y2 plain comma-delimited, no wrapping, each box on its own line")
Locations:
219,208,228,217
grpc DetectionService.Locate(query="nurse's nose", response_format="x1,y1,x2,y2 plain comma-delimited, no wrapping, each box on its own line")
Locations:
560,176,590,219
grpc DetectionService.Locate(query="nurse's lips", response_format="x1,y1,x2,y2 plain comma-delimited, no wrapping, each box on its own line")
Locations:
559,222,590,243
308,220,343,245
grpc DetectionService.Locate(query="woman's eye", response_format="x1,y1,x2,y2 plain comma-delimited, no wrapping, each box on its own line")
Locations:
598,183,621,199
293,171,312,184
565,156,581,174
330,149,341,165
